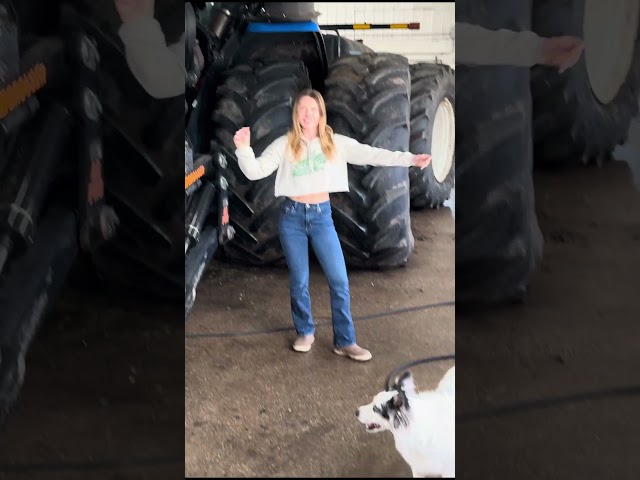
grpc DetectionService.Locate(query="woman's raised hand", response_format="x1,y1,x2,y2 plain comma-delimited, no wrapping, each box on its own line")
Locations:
234,127,251,149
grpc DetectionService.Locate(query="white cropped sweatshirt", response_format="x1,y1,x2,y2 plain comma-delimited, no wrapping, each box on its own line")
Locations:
118,16,185,99
235,134,416,197
455,22,547,67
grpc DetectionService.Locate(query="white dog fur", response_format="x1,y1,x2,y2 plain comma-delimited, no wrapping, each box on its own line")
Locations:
356,366,455,478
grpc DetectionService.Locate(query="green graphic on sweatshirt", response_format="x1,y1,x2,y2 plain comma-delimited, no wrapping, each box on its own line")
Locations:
292,151,327,177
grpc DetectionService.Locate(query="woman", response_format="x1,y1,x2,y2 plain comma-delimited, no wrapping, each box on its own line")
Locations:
233,89,431,362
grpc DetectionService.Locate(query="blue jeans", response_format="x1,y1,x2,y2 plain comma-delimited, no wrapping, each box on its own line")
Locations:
278,198,357,348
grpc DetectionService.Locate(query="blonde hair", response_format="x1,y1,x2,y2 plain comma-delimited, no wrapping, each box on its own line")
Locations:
286,89,336,162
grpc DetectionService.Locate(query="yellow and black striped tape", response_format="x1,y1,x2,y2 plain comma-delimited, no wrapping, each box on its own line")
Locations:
320,23,420,30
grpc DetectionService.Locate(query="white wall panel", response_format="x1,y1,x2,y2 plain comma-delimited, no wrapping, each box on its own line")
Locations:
314,2,455,66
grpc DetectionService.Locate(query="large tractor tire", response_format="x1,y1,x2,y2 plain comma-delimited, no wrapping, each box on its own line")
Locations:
455,0,543,306
210,60,311,265
91,99,184,299
408,62,456,209
79,15,184,300
324,53,414,269
531,0,640,167
322,33,375,64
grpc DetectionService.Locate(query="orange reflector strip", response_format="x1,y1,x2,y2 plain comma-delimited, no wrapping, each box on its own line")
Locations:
185,165,205,189
0,63,47,119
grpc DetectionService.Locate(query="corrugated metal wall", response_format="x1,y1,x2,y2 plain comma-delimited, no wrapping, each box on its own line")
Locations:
314,2,455,67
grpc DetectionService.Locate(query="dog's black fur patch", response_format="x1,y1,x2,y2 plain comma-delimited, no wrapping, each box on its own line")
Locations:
391,392,410,428
379,374,412,429
373,403,390,420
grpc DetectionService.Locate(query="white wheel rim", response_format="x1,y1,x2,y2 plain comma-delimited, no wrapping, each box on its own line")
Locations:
584,0,639,104
431,97,455,184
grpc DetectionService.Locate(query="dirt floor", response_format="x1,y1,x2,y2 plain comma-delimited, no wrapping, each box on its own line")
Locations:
0,269,185,480
2,142,637,480
185,206,455,478
457,155,640,478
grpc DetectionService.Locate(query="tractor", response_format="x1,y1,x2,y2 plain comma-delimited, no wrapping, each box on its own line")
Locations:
455,0,640,306
0,0,184,425
185,0,640,314
0,0,456,425
183,1,456,317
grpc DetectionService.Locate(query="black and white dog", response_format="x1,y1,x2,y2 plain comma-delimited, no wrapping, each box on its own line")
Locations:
356,367,455,477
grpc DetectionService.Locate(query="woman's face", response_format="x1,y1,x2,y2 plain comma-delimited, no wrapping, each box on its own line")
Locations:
297,95,321,130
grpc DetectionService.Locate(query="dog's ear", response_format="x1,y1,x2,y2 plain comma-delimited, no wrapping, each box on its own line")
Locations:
392,391,406,410
397,370,417,396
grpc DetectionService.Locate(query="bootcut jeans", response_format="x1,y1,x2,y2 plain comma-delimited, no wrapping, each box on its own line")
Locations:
278,198,357,348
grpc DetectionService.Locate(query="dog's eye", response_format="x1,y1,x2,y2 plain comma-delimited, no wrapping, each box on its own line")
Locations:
373,405,389,419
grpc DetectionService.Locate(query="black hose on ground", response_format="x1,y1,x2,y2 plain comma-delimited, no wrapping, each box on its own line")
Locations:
385,354,455,392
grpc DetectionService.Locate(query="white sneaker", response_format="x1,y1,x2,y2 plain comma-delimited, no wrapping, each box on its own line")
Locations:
292,335,315,352
333,344,372,362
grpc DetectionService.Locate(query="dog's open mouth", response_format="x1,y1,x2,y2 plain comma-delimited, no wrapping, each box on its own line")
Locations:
366,423,381,431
